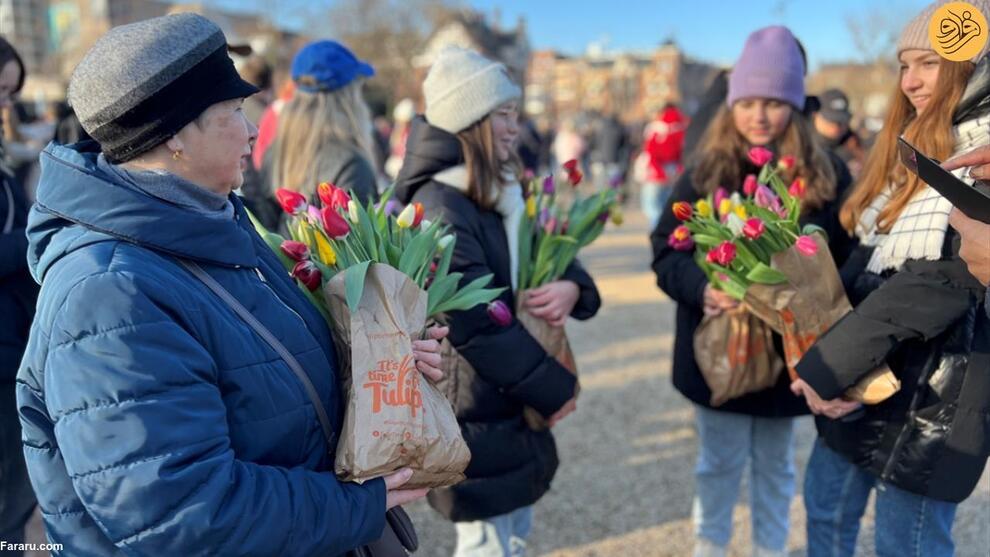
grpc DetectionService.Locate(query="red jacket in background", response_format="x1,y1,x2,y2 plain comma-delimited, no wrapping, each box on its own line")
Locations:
643,106,688,183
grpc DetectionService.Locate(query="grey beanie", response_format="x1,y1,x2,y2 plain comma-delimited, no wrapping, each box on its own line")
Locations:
68,13,258,162
423,47,521,134
898,0,990,62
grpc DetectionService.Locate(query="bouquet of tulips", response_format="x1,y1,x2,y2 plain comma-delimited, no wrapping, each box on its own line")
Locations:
514,160,621,428
669,147,898,405
255,182,506,489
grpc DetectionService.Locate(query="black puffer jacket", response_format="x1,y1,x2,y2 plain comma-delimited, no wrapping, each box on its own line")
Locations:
650,154,855,417
799,234,990,503
395,117,601,521
1,172,37,380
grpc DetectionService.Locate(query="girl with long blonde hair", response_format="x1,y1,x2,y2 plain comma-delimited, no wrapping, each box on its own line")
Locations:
793,2,990,555
267,40,380,205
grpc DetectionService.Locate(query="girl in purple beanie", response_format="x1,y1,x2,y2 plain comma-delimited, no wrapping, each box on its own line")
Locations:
651,26,855,557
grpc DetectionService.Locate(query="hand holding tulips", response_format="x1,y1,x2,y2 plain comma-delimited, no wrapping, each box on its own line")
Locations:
524,280,581,327
703,284,740,317
412,325,450,382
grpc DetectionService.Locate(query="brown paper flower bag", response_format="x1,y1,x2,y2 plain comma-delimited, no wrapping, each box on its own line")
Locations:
743,235,900,404
515,295,579,431
325,263,471,489
693,307,784,406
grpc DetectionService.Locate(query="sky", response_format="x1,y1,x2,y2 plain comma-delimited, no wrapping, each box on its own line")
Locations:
209,0,933,70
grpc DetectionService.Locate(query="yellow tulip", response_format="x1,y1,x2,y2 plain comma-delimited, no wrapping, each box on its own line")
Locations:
610,206,624,226
526,196,537,218
314,233,336,266
396,204,416,228
734,205,747,219
695,199,712,218
718,199,733,217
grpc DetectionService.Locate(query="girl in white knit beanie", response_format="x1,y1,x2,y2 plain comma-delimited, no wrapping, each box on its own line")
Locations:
394,47,602,556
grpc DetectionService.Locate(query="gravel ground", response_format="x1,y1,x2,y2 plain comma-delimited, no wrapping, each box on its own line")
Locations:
21,210,988,556
404,209,990,557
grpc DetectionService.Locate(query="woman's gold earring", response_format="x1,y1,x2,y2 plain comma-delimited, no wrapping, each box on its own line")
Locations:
172,150,182,161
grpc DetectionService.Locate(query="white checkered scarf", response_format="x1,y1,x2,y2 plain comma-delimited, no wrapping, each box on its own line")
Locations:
856,113,990,273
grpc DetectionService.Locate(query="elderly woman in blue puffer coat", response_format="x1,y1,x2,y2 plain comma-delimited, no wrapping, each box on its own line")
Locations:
15,13,446,556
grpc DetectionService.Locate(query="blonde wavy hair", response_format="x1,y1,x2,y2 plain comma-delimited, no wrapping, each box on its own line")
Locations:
271,80,377,199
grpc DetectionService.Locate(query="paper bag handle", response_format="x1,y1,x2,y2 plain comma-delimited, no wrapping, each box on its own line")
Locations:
178,259,336,450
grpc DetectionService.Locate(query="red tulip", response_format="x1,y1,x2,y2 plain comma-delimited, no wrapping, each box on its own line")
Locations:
748,146,774,167
742,218,766,240
667,225,695,251
711,241,737,267
320,206,350,239
567,168,583,187
487,300,512,327
743,174,759,196
795,235,819,256
562,159,579,173
788,177,806,198
291,260,322,291
412,202,426,228
777,155,796,170
318,181,350,210
275,188,307,215
672,201,693,221
706,249,719,264
280,240,310,262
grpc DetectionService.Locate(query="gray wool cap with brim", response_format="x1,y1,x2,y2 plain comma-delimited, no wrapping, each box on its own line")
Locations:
69,13,258,162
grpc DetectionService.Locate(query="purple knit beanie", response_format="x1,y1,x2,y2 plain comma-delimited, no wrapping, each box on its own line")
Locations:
727,26,806,109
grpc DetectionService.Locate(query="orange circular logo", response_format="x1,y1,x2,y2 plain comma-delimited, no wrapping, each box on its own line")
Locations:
929,2,989,61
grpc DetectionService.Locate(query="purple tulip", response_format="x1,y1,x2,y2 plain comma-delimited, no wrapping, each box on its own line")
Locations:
755,185,783,215
383,199,403,216
538,207,551,228
487,300,512,327
608,174,623,189
542,175,555,195
307,204,322,223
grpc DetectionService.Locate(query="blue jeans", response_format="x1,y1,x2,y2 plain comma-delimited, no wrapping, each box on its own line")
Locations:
804,438,957,557
454,505,533,557
1,382,36,557
692,405,796,552
641,182,672,228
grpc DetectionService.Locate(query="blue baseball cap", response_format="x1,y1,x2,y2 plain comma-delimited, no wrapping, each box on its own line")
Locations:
291,40,375,93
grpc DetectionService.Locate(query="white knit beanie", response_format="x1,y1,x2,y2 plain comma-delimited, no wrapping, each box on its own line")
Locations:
423,47,521,134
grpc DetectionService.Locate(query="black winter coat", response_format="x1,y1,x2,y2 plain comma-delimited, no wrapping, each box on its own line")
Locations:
0,173,37,379
650,156,855,417
396,117,601,521
798,233,990,503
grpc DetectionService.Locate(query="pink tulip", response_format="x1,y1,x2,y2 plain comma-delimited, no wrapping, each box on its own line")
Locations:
743,174,759,196
280,240,310,262
795,235,819,256
742,218,766,240
291,260,322,291
667,225,695,251
748,146,774,167
777,155,796,170
788,177,806,198
711,241,737,267
487,300,512,327
755,185,784,215
544,216,558,235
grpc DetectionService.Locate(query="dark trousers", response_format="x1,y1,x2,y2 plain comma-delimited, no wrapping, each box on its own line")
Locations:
1,380,36,557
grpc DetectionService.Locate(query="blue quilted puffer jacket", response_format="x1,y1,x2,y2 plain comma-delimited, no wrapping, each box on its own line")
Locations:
15,141,385,556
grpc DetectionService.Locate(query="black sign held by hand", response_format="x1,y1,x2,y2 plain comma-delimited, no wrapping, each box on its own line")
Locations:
898,136,990,224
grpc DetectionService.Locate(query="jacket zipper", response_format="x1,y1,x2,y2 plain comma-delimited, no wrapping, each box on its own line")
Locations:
254,268,309,326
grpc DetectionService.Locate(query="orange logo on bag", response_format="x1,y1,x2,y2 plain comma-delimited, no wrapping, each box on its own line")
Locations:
363,355,423,417
929,2,989,61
